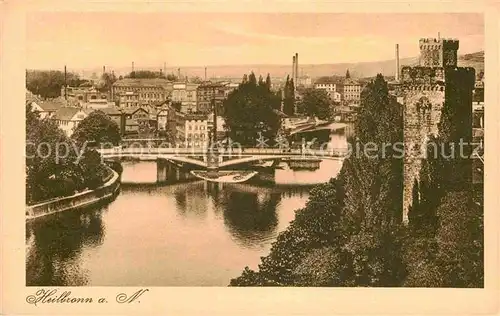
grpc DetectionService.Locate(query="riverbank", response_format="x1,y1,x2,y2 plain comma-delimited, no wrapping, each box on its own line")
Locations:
25,166,121,221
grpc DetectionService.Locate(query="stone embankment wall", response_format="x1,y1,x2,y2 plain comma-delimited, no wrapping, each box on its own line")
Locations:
26,167,121,221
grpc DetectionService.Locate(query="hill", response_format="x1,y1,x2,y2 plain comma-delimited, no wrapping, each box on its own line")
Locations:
50,51,485,82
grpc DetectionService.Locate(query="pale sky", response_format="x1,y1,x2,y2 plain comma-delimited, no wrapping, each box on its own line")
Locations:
26,13,484,69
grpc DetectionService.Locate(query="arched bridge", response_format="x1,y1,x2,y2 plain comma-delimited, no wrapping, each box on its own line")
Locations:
98,147,348,169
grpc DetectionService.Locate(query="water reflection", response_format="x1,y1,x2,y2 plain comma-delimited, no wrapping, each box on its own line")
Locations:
25,181,314,286
174,181,209,220
222,189,280,248
26,207,106,286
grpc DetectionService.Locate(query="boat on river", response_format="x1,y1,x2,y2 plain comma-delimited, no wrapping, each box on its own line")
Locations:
190,170,258,183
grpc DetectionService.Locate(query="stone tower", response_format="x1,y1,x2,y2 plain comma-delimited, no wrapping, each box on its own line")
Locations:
401,37,475,224
419,37,459,67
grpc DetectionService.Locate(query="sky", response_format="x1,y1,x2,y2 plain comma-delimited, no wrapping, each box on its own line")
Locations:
26,12,484,70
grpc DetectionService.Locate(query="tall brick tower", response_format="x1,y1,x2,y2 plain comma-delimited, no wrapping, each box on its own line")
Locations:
401,36,475,224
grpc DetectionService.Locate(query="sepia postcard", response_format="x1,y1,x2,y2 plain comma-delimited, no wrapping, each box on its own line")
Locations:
1,0,499,315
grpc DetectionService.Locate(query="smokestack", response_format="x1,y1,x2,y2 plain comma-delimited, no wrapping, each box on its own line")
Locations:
205,67,207,81
164,62,166,76
132,61,134,72
64,65,67,100
178,68,181,80
292,55,296,83
295,53,299,85
395,44,400,82
438,32,441,41
103,65,106,74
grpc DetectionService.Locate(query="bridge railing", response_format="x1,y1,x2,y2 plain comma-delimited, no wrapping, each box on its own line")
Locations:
98,146,349,157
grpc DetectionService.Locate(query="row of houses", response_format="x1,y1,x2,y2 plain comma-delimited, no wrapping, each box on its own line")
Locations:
109,78,239,113
27,91,227,148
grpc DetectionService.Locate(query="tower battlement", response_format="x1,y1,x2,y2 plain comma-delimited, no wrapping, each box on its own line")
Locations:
419,38,459,44
419,37,459,67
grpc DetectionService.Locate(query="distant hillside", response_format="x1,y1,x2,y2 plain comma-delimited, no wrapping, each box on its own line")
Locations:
54,51,485,82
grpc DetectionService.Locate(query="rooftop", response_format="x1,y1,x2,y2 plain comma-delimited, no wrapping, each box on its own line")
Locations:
122,106,149,115
113,78,174,88
53,107,85,121
314,76,344,85
36,100,65,111
344,78,360,85
97,107,122,116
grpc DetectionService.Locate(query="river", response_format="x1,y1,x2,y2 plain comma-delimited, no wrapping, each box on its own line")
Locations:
25,133,347,286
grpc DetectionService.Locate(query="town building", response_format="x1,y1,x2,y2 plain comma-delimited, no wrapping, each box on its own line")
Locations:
297,75,312,87
473,101,484,129
61,86,108,103
314,77,344,103
314,79,341,94
157,108,169,132
83,99,116,109
174,112,209,148
171,82,199,113
196,82,226,113
27,99,61,119
51,107,88,137
111,78,173,108
330,91,342,103
400,36,475,224
222,82,239,98
207,113,227,140
342,78,362,106
121,107,152,136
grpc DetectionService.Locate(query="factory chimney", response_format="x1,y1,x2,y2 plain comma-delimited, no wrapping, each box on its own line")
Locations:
64,65,67,100
395,44,400,82
132,61,134,73
205,67,207,81
178,68,181,80
103,65,106,75
292,55,296,83
295,53,299,86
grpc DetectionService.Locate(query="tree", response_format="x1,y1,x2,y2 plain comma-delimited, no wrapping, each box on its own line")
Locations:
283,76,295,116
72,110,121,146
79,149,108,189
346,69,351,79
126,70,166,79
98,72,117,92
190,76,203,84
171,102,182,112
265,74,272,91
434,191,483,287
249,72,257,85
404,191,483,288
166,73,178,81
258,75,264,87
297,88,332,119
26,103,109,204
223,72,281,145
26,70,83,99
